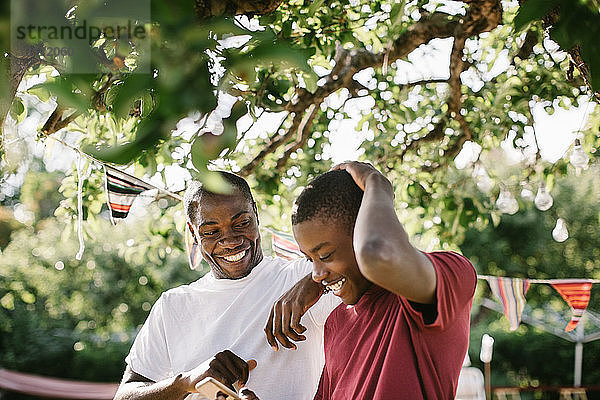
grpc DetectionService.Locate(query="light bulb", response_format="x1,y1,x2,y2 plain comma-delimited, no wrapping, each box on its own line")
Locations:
496,188,519,215
473,164,493,193
552,218,569,242
480,334,494,363
534,185,553,211
520,186,535,201
569,139,589,169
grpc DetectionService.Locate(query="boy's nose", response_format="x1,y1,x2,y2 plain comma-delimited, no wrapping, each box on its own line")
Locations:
312,264,329,283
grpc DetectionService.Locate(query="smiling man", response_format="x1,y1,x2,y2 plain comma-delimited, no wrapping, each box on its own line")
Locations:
286,162,477,400
114,171,337,400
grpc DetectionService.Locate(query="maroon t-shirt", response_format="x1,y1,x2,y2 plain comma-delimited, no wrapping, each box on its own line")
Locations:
314,251,477,400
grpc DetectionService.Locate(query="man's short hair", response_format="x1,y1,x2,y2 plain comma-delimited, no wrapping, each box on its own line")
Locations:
184,171,254,225
292,170,363,233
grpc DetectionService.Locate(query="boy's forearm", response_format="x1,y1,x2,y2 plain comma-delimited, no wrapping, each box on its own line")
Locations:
353,172,436,303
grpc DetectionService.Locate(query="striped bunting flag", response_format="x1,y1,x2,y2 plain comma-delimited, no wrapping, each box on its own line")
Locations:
270,229,303,260
487,277,530,331
550,280,593,332
103,165,155,224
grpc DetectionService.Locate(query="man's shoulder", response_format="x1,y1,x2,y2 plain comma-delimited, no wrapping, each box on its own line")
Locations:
160,279,205,300
264,255,312,276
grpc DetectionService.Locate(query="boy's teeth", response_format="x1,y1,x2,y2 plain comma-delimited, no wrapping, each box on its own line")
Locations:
325,278,346,292
223,250,246,262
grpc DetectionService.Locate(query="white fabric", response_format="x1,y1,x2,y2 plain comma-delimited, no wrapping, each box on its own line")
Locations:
126,256,339,400
455,367,485,400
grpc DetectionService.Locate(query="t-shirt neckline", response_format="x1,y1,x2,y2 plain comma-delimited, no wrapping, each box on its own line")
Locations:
202,255,273,289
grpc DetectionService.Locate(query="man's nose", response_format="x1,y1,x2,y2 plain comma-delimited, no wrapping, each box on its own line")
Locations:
312,263,329,283
219,232,244,249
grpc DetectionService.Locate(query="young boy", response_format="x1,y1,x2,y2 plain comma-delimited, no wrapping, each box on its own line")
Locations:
290,162,477,400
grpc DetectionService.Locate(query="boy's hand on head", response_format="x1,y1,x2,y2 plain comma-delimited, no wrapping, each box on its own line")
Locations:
331,161,387,192
264,273,324,351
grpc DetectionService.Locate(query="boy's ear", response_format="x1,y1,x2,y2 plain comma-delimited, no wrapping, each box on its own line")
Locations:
187,222,198,244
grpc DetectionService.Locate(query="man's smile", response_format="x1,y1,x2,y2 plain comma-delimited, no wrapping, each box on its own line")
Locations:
220,249,248,263
215,247,251,264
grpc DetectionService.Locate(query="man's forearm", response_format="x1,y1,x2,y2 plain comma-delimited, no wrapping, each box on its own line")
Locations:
114,374,188,400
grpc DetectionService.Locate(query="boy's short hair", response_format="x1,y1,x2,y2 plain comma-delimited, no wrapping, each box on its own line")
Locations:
292,170,363,233
184,171,254,225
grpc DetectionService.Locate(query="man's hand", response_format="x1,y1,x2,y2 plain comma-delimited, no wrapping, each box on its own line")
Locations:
332,161,392,194
178,350,256,392
264,273,324,351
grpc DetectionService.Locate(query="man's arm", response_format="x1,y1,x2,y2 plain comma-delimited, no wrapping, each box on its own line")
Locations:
334,162,437,304
113,365,188,400
114,351,255,400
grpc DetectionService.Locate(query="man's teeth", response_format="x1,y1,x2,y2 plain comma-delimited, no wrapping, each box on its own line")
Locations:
223,250,246,262
325,278,346,293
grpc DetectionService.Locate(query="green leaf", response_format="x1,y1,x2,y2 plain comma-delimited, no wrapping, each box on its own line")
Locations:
301,70,318,94
36,77,90,112
10,97,27,123
27,85,52,102
308,0,326,16
140,92,154,118
110,75,152,118
513,0,558,32
83,117,165,164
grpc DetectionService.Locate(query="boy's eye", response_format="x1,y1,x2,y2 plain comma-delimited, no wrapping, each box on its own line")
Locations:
319,253,333,261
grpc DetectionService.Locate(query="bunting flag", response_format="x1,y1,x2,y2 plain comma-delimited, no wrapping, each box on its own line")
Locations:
550,280,593,332
270,229,303,260
103,165,155,224
487,277,530,331
185,224,202,270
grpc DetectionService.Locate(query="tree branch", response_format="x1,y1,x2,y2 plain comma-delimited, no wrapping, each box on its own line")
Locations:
1,44,44,131
239,112,296,176
275,103,319,172
41,106,82,136
240,0,504,176
195,0,283,20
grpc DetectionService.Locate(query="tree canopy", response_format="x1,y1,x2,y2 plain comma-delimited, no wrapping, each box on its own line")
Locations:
1,0,599,243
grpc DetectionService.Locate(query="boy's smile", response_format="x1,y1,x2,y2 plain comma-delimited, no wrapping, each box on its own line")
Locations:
293,219,372,305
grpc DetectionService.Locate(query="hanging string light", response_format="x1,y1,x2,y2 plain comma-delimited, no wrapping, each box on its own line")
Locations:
552,218,569,242
534,183,553,211
520,183,535,201
496,187,519,215
569,139,589,170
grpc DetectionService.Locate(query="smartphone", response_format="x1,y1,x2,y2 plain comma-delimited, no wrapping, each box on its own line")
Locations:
194,377,241,400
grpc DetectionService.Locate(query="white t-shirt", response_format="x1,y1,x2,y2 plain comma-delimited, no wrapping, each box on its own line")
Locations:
126,256,339,400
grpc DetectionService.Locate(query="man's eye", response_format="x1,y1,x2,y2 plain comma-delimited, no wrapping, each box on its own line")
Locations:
202,231,217,237
237,219,250,227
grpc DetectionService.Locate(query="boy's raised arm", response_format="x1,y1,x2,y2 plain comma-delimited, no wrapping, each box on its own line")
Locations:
332,161,436,305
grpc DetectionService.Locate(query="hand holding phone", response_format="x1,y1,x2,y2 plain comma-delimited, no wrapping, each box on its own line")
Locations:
193,357,257,399
195,377,240,399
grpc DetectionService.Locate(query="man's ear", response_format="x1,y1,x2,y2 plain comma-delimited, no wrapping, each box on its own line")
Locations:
252,201,260,225
187,222,198,244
